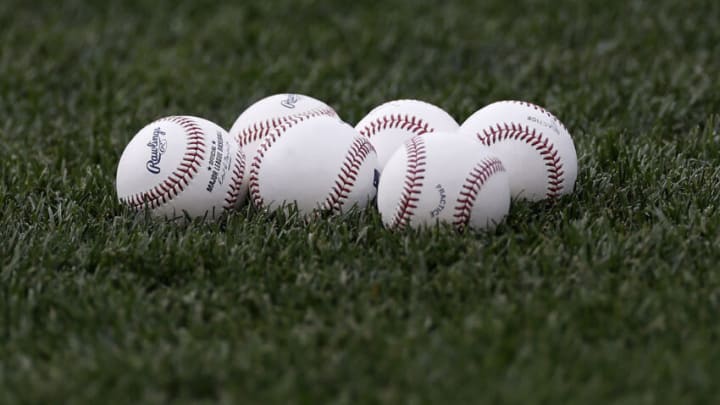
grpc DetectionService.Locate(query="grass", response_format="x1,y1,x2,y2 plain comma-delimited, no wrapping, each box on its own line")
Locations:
1,0,720,403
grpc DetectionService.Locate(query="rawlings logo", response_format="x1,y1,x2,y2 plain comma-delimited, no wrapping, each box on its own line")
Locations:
280,94,300,109
146,127,167,174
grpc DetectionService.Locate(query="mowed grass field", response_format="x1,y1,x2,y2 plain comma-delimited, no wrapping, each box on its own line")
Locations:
2,0,720,403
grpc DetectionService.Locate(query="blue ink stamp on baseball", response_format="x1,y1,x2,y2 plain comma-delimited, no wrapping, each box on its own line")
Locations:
146,127,167,174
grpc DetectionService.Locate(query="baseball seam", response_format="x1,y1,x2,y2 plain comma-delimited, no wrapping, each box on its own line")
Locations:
247,115,310,209
222,147,246,210
453,158,506,228
322,137,375,212
477,122,565,199
390,136,427,229
236,107,337,148
509,100,570,134
357,114,433,138
121,116,206,210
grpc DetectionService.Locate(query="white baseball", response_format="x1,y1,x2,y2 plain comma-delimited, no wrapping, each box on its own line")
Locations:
355,99,459,171
228,93,338,198
459,100,578,201
116,116,246,219
249,116,379,215
377,132,510,230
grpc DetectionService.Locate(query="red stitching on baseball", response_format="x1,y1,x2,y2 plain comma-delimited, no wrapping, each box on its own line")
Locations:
247,115,314,209
322,137,375,212
476,122,565,199
390,136,427,229
508,100,569,134
236,107,337,148
222,147,246,210
357,114,432,138
452,158,506,228
120,116,207,210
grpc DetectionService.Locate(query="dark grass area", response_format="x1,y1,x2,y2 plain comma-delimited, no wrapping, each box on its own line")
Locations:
2,0,720,403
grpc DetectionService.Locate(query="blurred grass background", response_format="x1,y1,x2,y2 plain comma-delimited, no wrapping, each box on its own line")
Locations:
1,0,720,403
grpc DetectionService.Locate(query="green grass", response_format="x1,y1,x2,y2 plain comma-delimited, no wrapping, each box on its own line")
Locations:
2,0,720,403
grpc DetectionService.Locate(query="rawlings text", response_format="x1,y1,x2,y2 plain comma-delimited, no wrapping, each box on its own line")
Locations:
146,127,167,174
280,94,300,109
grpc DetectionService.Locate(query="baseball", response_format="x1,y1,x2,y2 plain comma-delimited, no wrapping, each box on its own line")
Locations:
459,100,578,201
116,116,246,219
249,116,379,216
377,132,510,231
228,93,338,198
355,99,459,171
